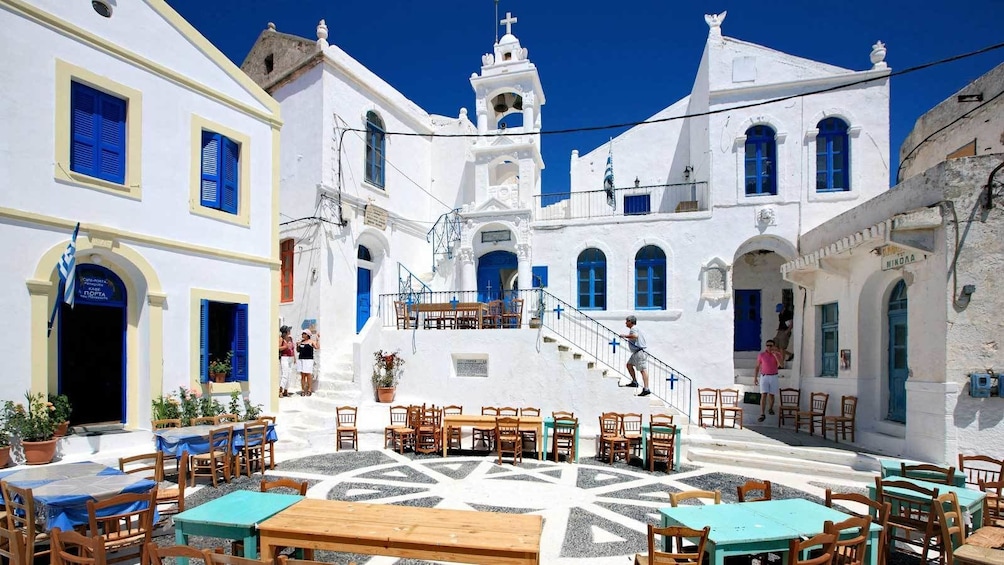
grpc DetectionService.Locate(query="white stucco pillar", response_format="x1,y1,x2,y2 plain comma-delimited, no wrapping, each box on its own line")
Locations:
516,243,531,326
459,248,476,292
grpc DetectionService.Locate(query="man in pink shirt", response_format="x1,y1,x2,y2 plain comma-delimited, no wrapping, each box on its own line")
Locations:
753,339,783,422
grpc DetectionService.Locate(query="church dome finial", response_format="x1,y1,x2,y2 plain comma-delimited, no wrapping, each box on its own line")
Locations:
704,11,727,38
316,19,329,48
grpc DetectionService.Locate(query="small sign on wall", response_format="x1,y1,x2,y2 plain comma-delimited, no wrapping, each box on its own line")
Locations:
453,354,488,378
364,204,388,230
881,245,925,271
840,349,851,371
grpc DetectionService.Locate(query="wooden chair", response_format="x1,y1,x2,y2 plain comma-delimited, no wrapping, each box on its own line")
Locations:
393,405,421,454
415,405,442,455
876,477,943,565
670,489,721,507
778,388,800,428
207,552,265,565
795,392,829,435
335,406,358,451
258,415,277,470
979,479,1004,527
551,416,578,463
824,516,871,565
737,479,772,502
823,396,858,443
443,405,463,452
394,300,417,329
237,421,267,476
86,489,157,565
147,543,213,565
484,300,504,328
495,417,523,465
191,425,233,486
552,410,575,421
959,454,1004,488
0,525,25,565
473,407,498,451
384,405,410,449
51,528,107,565
933,492,966,565
901,463,957,485
651,413,675,426
647,424,676,472
825,490,891,565
719,389,743,429
1,481,50,564
598,412,629,464
788,532,837,565
633,524,709,565
217,413,239,424
697,388,719,427
118,451,187,517
520,407,540,454
621,412,644,457
502,298,523,328
277,556,358,565
151,418,181,429
192,416,218,426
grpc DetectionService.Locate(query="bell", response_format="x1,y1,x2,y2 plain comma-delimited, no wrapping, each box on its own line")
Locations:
513,94,523,111
494,100,508,113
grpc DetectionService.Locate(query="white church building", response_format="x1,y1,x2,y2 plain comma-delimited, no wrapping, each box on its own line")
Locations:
0,0,281,431
244,12,892,438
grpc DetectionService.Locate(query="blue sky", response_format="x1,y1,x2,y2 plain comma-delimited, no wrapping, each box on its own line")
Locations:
165,0,1002,192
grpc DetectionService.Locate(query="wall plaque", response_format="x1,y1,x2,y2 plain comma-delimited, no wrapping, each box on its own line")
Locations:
364,204,388,230
481,230,511,243
454,356,488,378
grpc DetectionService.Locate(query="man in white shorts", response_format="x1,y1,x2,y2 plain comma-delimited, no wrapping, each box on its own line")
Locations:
753,339,782,422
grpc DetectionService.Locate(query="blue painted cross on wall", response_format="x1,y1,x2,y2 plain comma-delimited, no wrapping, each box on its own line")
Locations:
667,373,678,390
553,304,564,319
609,337,620,353
450,296,459,310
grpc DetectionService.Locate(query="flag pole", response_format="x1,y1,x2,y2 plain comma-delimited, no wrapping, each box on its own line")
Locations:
47,279,64,337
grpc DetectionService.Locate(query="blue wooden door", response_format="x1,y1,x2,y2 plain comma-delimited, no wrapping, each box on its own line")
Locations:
887,281,908,423
356,267,371,334
477,250,516,302
734,289,761,351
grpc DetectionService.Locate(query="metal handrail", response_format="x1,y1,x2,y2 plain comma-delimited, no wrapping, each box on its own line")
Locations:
426,209,462,272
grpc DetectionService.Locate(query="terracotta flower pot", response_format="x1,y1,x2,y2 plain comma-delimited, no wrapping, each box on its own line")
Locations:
54,421,70,437
210,372,227,383
376,387,396,403
22,438,58,465
0,446,10,468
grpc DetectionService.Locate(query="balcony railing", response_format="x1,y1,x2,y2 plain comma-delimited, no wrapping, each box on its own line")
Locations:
535,182,708,221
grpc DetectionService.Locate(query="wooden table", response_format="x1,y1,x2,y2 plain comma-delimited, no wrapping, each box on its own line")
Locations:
154,423,277,457
660,499,882,565
257,498,542,564
870,476,986,528
441,414,544,459
640,424,683,470
412,302,487,329
878,458,967,487
173,490,302,560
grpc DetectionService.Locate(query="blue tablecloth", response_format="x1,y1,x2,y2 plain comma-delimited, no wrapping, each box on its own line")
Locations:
0,461,157,531
154,423,277,457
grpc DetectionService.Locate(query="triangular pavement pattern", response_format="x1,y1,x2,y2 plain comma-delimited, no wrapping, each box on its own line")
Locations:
598,483,681,502
467,503,542,514
423,460,482,480
539,469,563,479
576,467,646,489
594,501,665,526
486,472,550,483
560,507,647,558
326,481,429,502
355,464,437,484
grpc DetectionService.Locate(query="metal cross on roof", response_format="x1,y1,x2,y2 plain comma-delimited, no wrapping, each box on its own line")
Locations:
500,11,517,35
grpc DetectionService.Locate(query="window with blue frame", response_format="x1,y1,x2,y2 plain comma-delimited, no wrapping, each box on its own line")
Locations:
744,125,777,196
200,300,249,383
635,245,666,310
531,266,548,288
624,194,651,215
577,249,606,310
200,131,240,214
820,302,839,377
365,111,385,188
70,81,127,184
816,118,850,192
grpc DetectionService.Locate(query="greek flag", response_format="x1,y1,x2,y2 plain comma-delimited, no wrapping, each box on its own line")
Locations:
603,146,616,210
58,223,80,308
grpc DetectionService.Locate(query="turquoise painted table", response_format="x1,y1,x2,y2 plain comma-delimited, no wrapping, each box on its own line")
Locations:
173,490,303,562
871,476,986,528
641,424,683,470
542,417,581,463
878,459,967,487
660,499,882,565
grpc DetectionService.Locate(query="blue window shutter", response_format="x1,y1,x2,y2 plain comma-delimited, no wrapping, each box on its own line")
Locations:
233,303,249,382
532,266,548,288
200,132,221,208
221,137,239,214
70,83,99,178
97,94,126,184
199,299,209,383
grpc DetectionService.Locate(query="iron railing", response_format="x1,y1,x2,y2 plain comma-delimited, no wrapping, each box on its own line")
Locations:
376,288,692,418
426,208,462,272
535,182,709,221
397,263,432,307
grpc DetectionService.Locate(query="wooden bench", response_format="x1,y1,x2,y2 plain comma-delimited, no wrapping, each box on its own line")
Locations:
411,302,487,329
258,499,542,564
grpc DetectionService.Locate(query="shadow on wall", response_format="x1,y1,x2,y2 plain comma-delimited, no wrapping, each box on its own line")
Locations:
953,392,1004,430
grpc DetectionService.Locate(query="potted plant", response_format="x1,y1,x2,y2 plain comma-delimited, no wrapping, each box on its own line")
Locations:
8,391,58,465
208,351,233,383
0,401,13,468
372,349,404,403
48,393,72,437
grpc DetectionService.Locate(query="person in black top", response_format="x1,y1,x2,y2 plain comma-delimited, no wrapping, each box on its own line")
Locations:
773,304,794,362
297,329,319,396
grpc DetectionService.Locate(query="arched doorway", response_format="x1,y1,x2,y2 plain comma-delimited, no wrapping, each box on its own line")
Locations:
887,280,908,423
477,250,517,302
59,264,127,424
357,245,373,333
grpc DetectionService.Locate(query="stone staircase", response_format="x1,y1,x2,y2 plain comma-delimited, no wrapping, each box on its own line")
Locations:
274,351,360,453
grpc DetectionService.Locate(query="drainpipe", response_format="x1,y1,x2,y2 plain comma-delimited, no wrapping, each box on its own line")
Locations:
985,161,1004,211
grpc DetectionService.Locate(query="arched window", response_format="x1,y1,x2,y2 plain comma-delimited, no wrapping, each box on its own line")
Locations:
744,125,777,196
577,248,606,310
357,245,372,261
635,246,666,310
816,118,850,192
365,111,385,188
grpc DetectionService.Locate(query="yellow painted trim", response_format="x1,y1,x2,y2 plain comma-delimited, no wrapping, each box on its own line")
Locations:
190,288,251,391
53,59,143,199
189,115,252,227
269,127,281,412
1,207,279,268
30,238,164,431
1,0,282,129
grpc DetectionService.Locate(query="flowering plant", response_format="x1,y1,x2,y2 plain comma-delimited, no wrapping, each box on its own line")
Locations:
6,391,57,442
208,351,233,375
48,393,72,424
0,401,15,447
151,393,181,422
372,349,405,388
